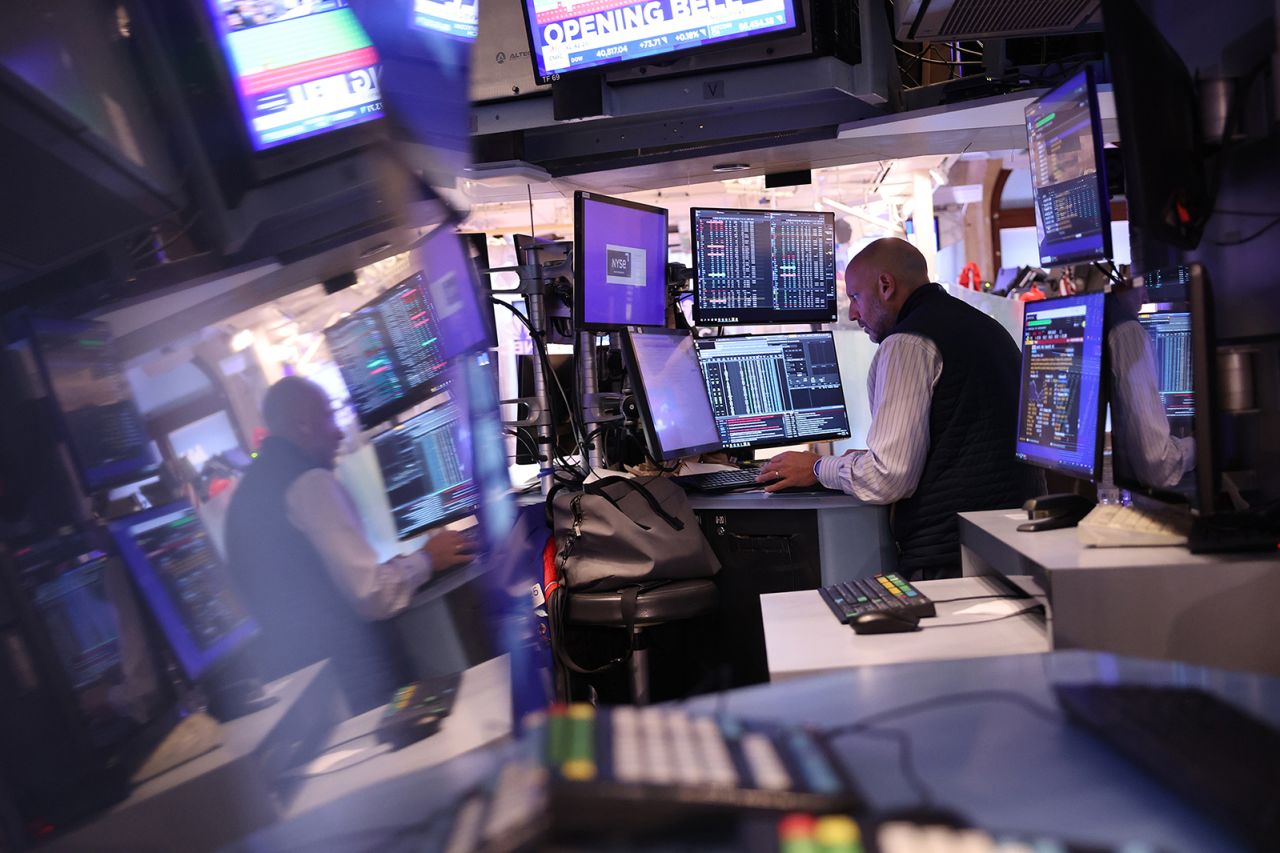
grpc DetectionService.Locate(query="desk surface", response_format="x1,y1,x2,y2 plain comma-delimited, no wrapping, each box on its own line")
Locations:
960,509,1277,572
281,655,511,820
762,577,1050,680
688,651,1280,853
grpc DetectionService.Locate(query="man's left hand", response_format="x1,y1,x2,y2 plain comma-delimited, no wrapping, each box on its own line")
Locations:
755,451,820,492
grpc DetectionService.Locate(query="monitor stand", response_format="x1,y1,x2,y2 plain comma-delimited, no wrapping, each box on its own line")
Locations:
1017,493,1094,532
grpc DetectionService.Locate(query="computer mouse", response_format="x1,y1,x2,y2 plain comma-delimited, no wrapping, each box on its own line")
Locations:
851,610,921,635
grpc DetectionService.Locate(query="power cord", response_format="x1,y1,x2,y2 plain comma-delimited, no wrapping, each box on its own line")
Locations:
923,603,1046,628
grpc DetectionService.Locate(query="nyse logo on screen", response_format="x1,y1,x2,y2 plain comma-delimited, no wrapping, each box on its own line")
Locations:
605,245,646,287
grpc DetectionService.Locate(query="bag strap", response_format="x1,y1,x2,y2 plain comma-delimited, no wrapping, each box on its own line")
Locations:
584,476,685,532
548,585,643,676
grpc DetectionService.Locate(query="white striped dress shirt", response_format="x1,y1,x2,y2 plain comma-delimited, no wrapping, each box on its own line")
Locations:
1108,320,1196,488
814,333,943,503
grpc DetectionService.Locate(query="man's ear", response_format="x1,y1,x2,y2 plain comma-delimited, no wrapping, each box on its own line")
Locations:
879,271,897,301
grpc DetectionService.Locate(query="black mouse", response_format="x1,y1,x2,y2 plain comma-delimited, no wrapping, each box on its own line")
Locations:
851,610,921,634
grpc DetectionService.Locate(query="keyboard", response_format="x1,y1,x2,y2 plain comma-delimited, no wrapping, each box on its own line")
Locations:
672,467,761,493
545,704,862,834
1076,503,1191,547
819,573,936,624
1056,684,1280,849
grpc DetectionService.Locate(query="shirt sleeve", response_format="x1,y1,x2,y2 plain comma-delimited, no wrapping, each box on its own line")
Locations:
814,334,942,503
284,468,432,621
1108,320,1196,488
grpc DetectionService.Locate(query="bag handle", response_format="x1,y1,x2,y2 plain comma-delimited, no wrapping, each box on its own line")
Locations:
549,586,642,676
584,476,685,532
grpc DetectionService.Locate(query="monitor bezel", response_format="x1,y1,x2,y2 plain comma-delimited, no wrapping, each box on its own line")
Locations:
517,0,806,87
324,269,453,430
574,191,671,333
106,500,260,683
693,330,852,451
26,316,160,492
1109,264,1219,515
369,403,482,541
1025,65,1114,268
690,207,838,326
620,328,724,462
1013,291,1108,482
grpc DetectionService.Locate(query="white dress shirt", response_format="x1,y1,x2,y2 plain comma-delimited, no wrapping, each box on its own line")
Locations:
1108,319,1196,488
814,333,943,503
284,468,432,621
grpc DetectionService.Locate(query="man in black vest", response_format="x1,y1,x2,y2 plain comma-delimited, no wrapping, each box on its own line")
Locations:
225,377,473,713
756,238,1039,580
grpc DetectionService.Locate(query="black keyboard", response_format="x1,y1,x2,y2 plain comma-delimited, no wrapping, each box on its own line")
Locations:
819,573,936,624
672,468,761,493
1056,683,1280,849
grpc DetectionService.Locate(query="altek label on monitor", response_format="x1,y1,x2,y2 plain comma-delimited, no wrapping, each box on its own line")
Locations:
606,245,646,286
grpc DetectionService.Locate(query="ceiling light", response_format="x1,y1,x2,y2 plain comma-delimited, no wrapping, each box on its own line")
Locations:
712,163,750,173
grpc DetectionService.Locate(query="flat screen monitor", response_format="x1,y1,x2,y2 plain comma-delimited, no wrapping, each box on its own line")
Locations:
1024,66,1112,266
28,317,158,490
1109,264,1218,513
412,0,479,39
325,269,454,428
107,502,259,682
1014,292,1106,480
12,535,171,748
411,226,496,361
621,329,722,462
520,0,801,85
693,332,851,450
574,192,669,331
370,402,480,539
692,208,837,325
203,0,384,151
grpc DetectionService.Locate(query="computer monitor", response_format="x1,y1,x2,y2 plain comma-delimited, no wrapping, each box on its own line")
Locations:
27,317,159,491
1109,264,1218,513
1014,292,1106,480
411,225,496,361
693,332,851,451
325,269,453,428
620,329,722,462
202,0,384,151
9,534,172,748
574,192,669,331
370,401,480,540
1024,66,1112,266
692,208,837,325
994,267,1023,294
107,502,259,682
412,0,479,40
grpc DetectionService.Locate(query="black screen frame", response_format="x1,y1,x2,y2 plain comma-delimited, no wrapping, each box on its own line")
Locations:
693,330,852,451
1024,65,1113,268
573,191,670,333
621,328,723,462
690,207,838,326
517,0,807,87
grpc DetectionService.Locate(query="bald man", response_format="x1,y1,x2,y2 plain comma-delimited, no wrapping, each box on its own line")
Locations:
225,377,472,712
757,239,1040,580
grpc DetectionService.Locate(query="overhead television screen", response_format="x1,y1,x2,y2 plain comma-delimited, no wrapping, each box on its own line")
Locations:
205,0,384,150
521,0,801,84
412,0,479,39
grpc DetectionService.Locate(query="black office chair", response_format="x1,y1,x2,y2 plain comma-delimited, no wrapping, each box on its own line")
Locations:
564,580,719,705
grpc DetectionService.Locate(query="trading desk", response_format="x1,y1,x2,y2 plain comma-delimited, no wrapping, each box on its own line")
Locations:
234,652,1276,853
762,576,1050,680
960,509,1280,674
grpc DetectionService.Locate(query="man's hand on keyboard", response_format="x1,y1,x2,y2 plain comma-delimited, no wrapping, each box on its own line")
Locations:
756,451,820,493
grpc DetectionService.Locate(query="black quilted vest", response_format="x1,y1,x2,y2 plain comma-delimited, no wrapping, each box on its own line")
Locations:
884,284,1041,580
224,437,412,713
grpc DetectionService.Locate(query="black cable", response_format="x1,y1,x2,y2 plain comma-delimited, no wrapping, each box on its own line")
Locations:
894,45,983,66
820,688,1061,742
1211,214,1280,247
924,603,1046,629
491,297,589,480
927,593,1033,605
1092,260,1124,286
